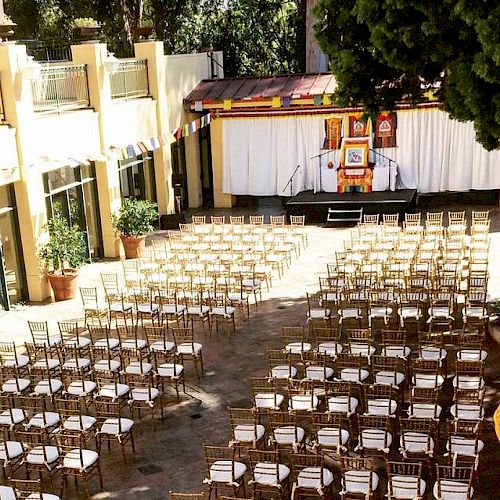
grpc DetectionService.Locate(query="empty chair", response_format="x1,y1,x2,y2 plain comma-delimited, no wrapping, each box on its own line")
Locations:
203,444,247,498
340,456,379,499
337,353,370,383
290,453,334,499
172,327,204,375
356,415,393,457
325,381,361,416
267,349,298,380
386,461,426,500
372,355,406,388
312,412,350,456
8,478,61,500
399,417,437,463
248,449,291,499
380,329,411,359
227,407,265,451
433,465,474,500
268,410,306,453
363,384,399,417
408,387,442,420
250,377,284,412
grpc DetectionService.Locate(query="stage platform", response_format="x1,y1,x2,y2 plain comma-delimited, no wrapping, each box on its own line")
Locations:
285,189,417,223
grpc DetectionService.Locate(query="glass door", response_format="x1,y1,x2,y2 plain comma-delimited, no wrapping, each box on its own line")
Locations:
171,139,188,212
118,154,157,202
0,185,27,310
44,165,103,261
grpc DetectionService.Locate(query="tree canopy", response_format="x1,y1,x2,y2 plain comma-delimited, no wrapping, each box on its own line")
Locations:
5,0,306,77
314,0,500,150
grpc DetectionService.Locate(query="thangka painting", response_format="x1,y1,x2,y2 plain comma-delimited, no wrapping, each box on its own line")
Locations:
348,114,369,137
323,117,343,149
374,112,397,148
338,137,372,193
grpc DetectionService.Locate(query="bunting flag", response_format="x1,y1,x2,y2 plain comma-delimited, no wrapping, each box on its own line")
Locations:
272,97,281,108
283,96,291,108
374,112,397,148
313,95,323,106
323,117,343,150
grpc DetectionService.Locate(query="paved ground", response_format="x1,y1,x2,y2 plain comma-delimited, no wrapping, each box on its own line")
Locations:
1,198,499,499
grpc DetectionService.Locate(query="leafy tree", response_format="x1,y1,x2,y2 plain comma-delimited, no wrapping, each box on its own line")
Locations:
313,0,500,150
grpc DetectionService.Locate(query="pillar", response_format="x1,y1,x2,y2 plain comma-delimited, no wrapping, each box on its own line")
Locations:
210,118,234,208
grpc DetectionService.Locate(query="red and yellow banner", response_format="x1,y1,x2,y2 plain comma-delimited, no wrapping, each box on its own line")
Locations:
374,112,397,148
323,117,342,150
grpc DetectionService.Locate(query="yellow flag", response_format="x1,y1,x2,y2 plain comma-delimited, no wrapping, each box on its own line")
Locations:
223,100,232,110
272,97,281,108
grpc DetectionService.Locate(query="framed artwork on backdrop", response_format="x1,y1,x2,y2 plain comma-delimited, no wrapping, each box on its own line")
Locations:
341,138,369,167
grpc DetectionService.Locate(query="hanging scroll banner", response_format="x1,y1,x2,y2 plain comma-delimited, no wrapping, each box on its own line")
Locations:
323,117,343,150
374,112,397,148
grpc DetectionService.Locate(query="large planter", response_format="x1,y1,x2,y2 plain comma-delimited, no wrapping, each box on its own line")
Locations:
120,234,147,259
132,26,154,39
76,26,102,41
46,269,79,301
0,22,16,41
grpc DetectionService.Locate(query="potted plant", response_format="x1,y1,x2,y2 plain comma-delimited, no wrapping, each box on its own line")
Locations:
73,17,102,41
132,19,154,40
112,198,158,259
38,210,88,301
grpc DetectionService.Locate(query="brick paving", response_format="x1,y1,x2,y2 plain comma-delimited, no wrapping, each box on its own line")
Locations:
0,199,499,498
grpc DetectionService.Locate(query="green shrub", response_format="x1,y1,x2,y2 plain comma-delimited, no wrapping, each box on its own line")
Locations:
112,198,158,237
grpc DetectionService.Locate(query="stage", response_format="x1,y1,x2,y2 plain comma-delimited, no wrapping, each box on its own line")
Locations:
285,189,417,223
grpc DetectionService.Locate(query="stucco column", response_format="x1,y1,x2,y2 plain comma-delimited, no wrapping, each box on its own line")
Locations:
0,42,51,301
71,42,123,257
184,112,202,208
210,118,234,208
134,41,174,215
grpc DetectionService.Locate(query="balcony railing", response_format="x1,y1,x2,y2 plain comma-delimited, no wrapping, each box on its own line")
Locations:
110,59,149,100
31,64,90,113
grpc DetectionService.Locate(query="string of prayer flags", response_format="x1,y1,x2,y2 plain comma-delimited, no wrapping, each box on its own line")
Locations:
223,100,232,111
374,112,397,148
313,95,322,106
282,96,291,108
272,97,281,108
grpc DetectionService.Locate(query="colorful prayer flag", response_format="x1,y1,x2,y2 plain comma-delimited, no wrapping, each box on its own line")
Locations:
223,100,232,111
194,100,203,112
272,97,281,108
283,96,291,108
127,145,136,158
313,95,322,106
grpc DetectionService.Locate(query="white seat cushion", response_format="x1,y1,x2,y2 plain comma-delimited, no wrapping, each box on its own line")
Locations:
33,358,60,370
27,412,60,429
433,480,473,500
340,368,369,383
306,366,334,381
318,342,342,357
2,378,30,393
398,307,421,319
349,344,376,356
157,363,184,378
420,347,447,361
98,383,130,399
382,346,411,358
253,463,290,485
450,404,484,421
375,371,405,386
125,361,153,375
317,428,349,448
150,340,175,352
63,358,91,370
121,339,147,350
389,476,426,499
209,459,247,483
211,306,237,316
360,429,392,451
67,380,96,396
94,338,120,349
448,436,484,457
428,306,453,318
344,470,379,494
457,349,487,361
63,415,97,432
273,426,305,445
161,304,186,315
130,387,160,402
109,302,133,312
137,303,159,314
100,417,134,435
34,337,61,347
65,336,91,349
408,403,442,419
34,379,63,395
0,441,24,460
26,445,59,465
367,399,398,416
187,306,210,315
308,309,331,319
271,365,297,379
62,448,98,470
0,486,16,500
1,354,29,369
297,466,334,488
177,343,203,356
413,374,444,388
401,432,434,454
0,409,25,426
233,424,265,444
285,342,312,354
94,359,121,372
327,396,358,415
27,493,61,500
255,393,284,410
452,376,484,390
289,395,319,411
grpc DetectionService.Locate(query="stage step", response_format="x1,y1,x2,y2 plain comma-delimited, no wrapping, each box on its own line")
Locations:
326,207,363,224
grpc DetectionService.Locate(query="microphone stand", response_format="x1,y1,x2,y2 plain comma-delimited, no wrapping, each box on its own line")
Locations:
282,164,301,197
310,148,336,192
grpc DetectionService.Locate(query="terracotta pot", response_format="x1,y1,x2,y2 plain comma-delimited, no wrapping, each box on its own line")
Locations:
46,269,79,301
120,234,147,259
76,26,101,41
132,26,154,39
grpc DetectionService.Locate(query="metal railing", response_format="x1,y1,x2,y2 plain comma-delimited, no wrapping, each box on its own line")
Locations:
31,64,90,113
110,59,149,100
20,40,72,62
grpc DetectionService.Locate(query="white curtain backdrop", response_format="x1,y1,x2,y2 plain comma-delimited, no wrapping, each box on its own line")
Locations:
222,109,500,195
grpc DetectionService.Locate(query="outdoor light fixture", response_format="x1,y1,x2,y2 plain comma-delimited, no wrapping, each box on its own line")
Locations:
104,52,120,73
